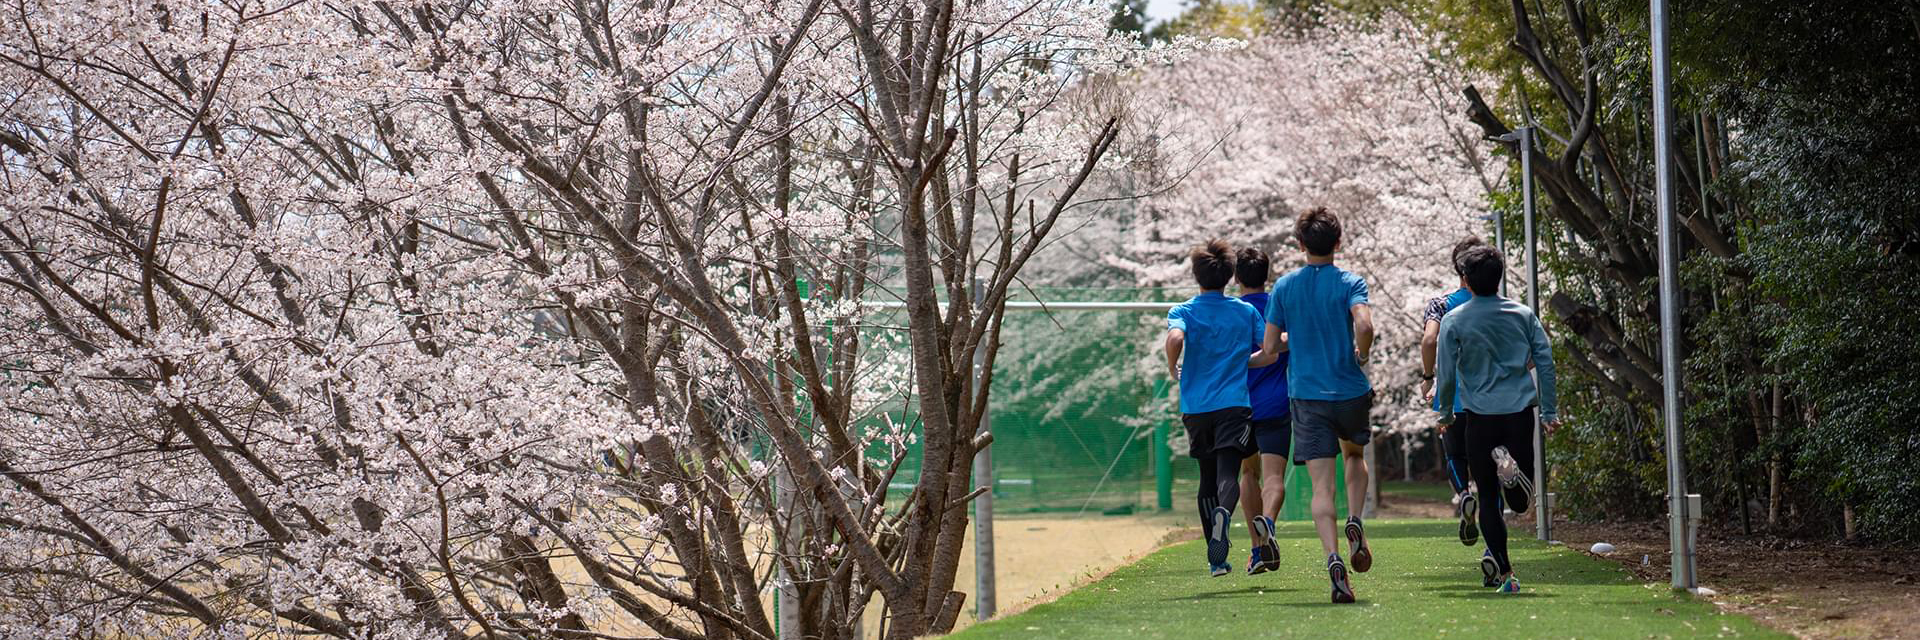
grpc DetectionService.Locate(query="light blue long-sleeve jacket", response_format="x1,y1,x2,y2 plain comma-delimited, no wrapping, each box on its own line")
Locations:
1432,295,1557,423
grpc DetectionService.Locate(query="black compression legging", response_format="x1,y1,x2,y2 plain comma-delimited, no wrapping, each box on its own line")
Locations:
1442,413,1470,494
1197,450,1248,541
1465,408,1536,575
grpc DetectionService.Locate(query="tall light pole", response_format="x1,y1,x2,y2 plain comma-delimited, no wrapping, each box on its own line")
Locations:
1492,128,1547,540
1650,0,1698,590
971,279,997,621
1519,126,1548,542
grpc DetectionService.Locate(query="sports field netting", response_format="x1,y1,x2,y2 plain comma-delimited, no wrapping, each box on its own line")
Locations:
858,286,1358,517
865,287,1179,514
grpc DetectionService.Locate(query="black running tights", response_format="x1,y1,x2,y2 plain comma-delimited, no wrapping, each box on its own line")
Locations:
1465,408,1536,575
1197,450,1248,540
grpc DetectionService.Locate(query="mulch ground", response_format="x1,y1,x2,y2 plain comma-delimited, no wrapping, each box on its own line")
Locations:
1377,484,1920,639
1548,518,1920,639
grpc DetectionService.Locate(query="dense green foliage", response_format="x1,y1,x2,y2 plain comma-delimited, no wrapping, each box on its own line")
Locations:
1422,0,1920,539
953,519,1783,638
1451,0,1918,541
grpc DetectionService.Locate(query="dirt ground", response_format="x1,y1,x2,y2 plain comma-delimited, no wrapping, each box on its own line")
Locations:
1547,519,1920,639
899,511,1190,637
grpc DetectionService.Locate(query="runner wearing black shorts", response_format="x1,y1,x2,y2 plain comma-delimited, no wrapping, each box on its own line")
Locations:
1166,240,1267,577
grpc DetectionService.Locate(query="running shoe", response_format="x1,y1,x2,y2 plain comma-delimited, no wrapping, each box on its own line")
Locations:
1493,446,1534,514
1328,554,1355,603
1344,515,1373,573
1495,573,1522,594
1255,515,1282,573
1458,491,1480,546
1480,549,1500,587
1206,506,1231,576
1246,546,1270,575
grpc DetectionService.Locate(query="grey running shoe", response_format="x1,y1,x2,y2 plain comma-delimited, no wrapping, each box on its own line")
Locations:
1459,491,1480,546
1328,554,1355,603
1345,516,1373,573
1493,447,1534,514
1206,506,1231,575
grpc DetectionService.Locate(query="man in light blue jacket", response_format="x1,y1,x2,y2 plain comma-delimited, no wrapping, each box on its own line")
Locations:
1432,245,1560,595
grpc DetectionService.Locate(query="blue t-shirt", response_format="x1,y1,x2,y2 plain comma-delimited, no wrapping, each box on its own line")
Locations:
1426,287,1472,412
1239,292,1290,420
1265,264,1372,401
1168,292,1263,414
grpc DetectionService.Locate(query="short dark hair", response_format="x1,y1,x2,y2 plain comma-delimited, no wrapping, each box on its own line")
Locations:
1459,245,1505,296
1295,208,1341,256
1451,236,1487,276
1234,247,1270,289
1190,239,1234,290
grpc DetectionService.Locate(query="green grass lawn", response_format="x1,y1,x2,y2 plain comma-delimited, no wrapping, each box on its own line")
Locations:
951,519,1783,639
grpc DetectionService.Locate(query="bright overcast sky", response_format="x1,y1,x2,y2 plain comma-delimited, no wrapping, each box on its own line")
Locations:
1144,0,1185,24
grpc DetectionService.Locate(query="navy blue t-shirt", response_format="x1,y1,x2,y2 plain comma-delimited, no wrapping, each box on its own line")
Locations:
1239,292,1290,420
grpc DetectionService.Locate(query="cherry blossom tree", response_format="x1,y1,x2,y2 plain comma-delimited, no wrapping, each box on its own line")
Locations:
1083,13,1501,432
0,1,1185,638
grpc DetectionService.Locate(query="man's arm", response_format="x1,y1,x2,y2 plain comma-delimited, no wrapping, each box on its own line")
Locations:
1529,313,1559,425
1419,318,1441,401
1433,319,1458,426
1165,328,1185,381
1249,323,1288,367
1351,303,1375,365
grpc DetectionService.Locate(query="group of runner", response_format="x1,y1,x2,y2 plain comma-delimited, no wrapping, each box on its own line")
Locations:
1164,207,1559,603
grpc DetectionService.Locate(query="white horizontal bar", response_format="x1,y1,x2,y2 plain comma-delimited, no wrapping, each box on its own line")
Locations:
864,300,1175,312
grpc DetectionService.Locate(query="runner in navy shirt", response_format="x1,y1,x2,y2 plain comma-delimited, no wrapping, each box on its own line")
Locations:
1234,247,1291,576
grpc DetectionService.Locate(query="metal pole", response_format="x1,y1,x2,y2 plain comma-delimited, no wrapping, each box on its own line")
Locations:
1521,127,1548,541
1154,382,1173,511
1495,209,1506,297
971,279,997,620
775,465,800,639
1650,0,1697,590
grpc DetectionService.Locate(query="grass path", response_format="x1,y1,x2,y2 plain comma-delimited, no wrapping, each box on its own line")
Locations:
950,519,1784,639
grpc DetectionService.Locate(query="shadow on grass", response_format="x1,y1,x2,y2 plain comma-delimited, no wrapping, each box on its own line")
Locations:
1265,599,1372,607
1161,585,1299,602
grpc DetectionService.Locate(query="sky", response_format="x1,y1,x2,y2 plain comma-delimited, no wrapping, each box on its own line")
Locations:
1144,0,1186,24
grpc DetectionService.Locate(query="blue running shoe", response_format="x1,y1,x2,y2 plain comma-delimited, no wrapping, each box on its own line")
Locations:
1206,506,1231,576
1480,549,1500,587
1246,546,1269,575
1253,515,1281,574
1496,573,1522,594
1210,561,1231,577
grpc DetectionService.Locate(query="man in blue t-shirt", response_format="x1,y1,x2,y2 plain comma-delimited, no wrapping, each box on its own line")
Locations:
1249,208,1375,604
1234,246,1291,576
1420,236,1488,548
1165,240,1265,577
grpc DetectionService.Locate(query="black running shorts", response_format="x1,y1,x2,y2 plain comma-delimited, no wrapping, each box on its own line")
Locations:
1181,407,1255,459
